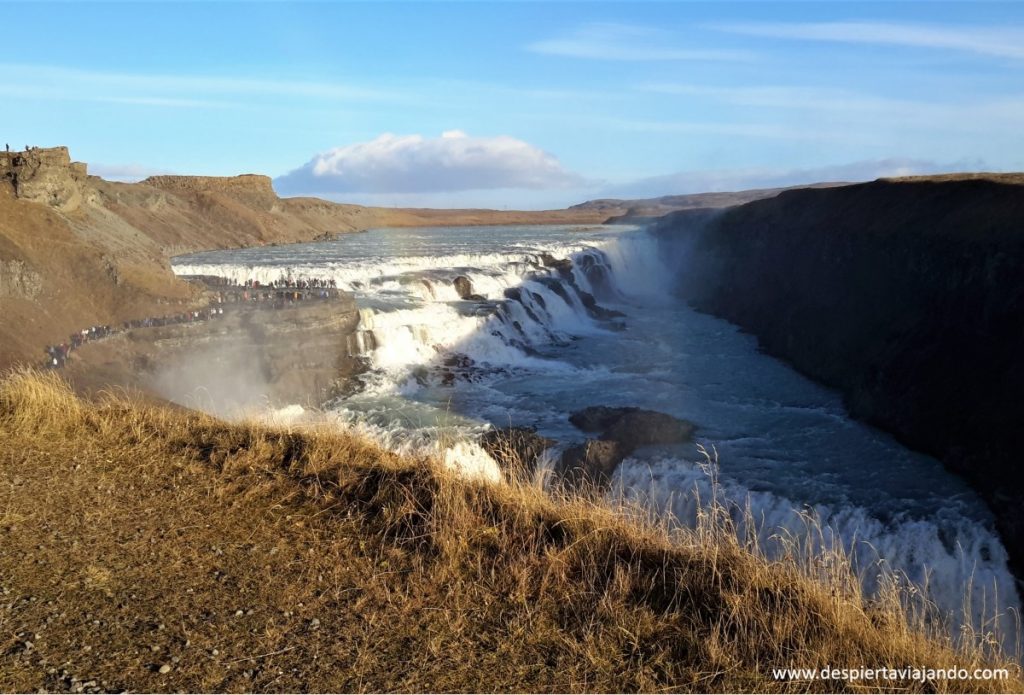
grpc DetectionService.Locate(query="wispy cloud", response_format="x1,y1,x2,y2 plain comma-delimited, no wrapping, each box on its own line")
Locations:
639,83,908,112
0,63,401,109
528,23,752,61
275,130,588,195
603,158,994,199
712,21,1024,60
637,83,1024,134
587,115,859,144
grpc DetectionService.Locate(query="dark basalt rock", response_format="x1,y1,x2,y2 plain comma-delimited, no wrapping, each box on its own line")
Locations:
480,426,556,481
453,275,485,301
557,407,696,490
569,406,696,451
439,352,476,386
539,252,573,272
557,439,627,488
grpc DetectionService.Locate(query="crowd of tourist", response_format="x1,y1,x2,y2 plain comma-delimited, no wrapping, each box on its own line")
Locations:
41,276,344,370
243,277,337,289
43,309,225,369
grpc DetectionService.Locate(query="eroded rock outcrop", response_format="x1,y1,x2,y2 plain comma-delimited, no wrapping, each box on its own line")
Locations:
65,297,364,412
0,146,88,211
143,174,277,200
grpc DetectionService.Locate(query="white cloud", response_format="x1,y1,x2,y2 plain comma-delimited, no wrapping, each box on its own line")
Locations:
601,158,993,199
639,83,910,112
274,131,588,195
527,23,752,61
712,21,1024,60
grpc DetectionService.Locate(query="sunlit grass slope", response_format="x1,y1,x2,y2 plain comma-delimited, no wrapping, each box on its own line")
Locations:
0,370,1018,693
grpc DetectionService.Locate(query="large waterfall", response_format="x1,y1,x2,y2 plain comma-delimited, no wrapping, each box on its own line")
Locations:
172,223,1021,649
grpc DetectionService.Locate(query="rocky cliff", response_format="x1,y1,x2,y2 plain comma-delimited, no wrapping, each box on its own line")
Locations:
0,146,89,211
654,174,1024,575
62,299,364,411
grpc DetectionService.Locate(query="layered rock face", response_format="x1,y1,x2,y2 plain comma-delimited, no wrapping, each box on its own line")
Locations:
654,175,1024,575
66,298,364,412
0,147,88,211
143,174,276,196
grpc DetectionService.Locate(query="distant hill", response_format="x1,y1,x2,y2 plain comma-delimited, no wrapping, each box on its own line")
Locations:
572,183,848,223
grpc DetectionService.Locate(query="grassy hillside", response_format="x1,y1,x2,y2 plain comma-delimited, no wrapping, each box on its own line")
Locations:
0,370,1017,693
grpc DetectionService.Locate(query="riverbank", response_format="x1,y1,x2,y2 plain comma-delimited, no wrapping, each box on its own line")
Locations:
1,369,1017,693
653,173,1024,578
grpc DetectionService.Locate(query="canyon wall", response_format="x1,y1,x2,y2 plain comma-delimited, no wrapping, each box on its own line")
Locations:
654,175,1024,574
63,298,364,412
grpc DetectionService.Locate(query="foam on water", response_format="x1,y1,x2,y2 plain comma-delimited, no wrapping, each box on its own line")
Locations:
173,224,1021,648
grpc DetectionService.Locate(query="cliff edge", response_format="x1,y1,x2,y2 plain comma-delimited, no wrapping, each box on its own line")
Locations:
655,174,1024,575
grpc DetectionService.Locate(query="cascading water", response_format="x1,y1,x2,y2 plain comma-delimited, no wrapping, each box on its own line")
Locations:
172,223,1021,649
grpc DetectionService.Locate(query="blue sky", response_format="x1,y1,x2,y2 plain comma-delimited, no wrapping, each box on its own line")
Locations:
3,1,1022,208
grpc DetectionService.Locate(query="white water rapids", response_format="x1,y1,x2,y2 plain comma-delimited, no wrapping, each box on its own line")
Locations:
172,223,1021,648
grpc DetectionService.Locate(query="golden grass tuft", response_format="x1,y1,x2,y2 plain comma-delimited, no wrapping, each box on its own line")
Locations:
0,369,1020,692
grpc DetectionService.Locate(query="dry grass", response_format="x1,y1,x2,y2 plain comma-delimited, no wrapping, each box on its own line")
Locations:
0,369,1019,693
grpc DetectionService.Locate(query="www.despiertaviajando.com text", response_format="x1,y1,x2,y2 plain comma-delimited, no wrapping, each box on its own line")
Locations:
772,666,1013,684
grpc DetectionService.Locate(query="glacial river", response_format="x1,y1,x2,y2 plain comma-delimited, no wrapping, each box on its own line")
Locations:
172,223,1020,646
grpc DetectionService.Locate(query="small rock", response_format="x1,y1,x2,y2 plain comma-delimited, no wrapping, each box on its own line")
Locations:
158,664,171,674
480,426,556,480
558,439,626,489
309,618,321,630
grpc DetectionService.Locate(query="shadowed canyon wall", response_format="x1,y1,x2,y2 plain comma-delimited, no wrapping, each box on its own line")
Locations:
655,175,1024,575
